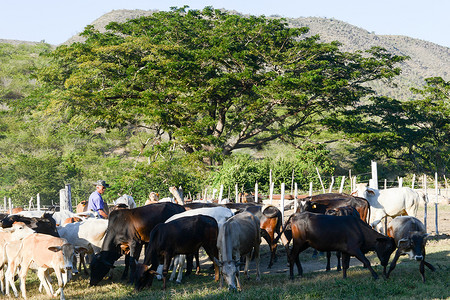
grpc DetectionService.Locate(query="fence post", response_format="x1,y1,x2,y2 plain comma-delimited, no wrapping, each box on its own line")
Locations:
235,184,239,203
3,197,6,211
294,182,298,212
280,183,285,222
316,167,325,193
328,176,335,193
398,177,403,188
290,169,295,195
269,182,274,205
412,174,416,189
37,193,41,211
309,182,313,196
218,185,223,203
435,173,439,235
423,174,428,231
384,179,387,190
339,176,345,193
255,182,259,204
371,161,378,189
59,184,73,212
8,197,12,212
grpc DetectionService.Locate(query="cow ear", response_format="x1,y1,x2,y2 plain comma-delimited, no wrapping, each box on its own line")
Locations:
48,246,62,252
367,190,376,195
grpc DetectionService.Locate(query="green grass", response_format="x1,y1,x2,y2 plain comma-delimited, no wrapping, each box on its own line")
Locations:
20,236,449,300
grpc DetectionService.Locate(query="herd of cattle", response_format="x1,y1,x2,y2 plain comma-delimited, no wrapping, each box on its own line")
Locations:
0,184,436,299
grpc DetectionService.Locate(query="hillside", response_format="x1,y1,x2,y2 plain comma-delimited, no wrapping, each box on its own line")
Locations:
63,9,449,100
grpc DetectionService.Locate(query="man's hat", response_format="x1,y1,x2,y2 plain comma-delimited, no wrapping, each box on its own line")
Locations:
96,180,110,188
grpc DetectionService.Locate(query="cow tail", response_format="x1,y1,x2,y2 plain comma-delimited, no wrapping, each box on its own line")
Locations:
273,214,293,245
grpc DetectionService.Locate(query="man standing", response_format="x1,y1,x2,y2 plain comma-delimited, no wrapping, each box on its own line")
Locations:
88,180,109,219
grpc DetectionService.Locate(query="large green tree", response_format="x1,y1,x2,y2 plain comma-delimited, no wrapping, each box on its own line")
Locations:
326,77,449,174
38,6,407,164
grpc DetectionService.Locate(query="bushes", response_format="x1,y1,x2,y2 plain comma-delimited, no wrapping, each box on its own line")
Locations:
209,144,336,195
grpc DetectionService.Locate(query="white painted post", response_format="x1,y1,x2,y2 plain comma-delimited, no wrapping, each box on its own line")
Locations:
316,167,325,193
348,170,352,192
8,197,12,212
255,182,259,204
59,184,72,212
371,161,378,189
235,184,239,203
339,176,345,193
269,182,274,205
294,182,298,212
3,197,6,211
398,177,403,188
328,176,334,193
384,179,387,190
280,183,285,221
218,185,223,202
412,174,416,189
309,182,313,196
37,193,41,211
435,172,439,235
290,169,295,195
28,197,33,211
212,188,217,201
423,174,428,231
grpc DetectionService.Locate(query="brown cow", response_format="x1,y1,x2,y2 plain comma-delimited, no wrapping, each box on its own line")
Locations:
278,212,395,280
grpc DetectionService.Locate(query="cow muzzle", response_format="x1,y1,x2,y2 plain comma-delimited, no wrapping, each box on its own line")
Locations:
415,255,423,261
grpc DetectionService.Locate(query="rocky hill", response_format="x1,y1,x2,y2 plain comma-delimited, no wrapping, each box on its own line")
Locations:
7,9,450,100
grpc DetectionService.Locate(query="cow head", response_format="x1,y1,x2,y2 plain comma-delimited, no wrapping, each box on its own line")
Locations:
375,236,396,267
89,251,119,286
214,258,241,291
135,263,159,291
398,232,428,261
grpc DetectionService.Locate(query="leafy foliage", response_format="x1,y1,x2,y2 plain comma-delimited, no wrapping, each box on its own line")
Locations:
209,144,335,194
38,7,407,165
326,77,449,174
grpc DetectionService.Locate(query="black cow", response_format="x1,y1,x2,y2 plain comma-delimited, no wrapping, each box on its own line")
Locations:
89,202,185,286
386,216,435,282
1,213,59,237
278,212,396,280
135,215,219,291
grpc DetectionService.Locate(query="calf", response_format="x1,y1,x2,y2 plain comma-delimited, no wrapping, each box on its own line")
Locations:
135,215,219,291
279,212,395,280
386,216,435,282
215,211,261,291
90,202,185,286
161,206,234,282
5,233,81,300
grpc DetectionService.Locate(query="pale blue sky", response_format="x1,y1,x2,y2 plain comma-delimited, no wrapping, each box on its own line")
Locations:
1,0,449,48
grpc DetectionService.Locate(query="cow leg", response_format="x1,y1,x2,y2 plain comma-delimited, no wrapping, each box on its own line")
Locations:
175,255,185,283
121,254,130,281
336,251,342,271
244,253,251,279
341,253,351,279
353,249,378,280
18,262,30,299
326,251,331,271
195,251,201,275
128,242,143,284
254,244,261,281
5,263,19,297
288,241,306,279
162,253,172,290
203,246,219,282
37,268,53,296
386,249,402,279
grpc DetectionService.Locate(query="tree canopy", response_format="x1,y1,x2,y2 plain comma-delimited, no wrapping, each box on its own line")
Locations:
326,77,449,174
38,6,407,164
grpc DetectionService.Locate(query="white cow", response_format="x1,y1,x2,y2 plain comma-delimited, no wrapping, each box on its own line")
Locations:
113,194,137,209
57,218,108,274
156,206,234,283
352,183,426,232
215,211,261,290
